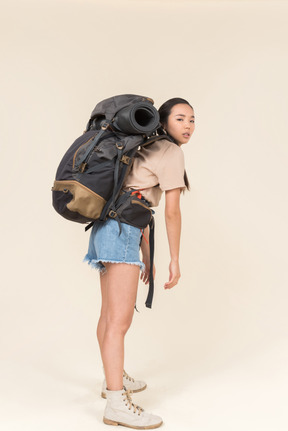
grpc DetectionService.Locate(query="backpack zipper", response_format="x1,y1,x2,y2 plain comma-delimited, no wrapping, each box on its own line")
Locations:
72,132,115,170
72,134,97,169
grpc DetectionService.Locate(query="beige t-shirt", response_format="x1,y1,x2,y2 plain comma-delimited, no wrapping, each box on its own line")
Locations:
124,139,186,207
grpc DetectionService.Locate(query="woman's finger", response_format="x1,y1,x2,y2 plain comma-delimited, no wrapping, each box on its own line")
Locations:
164,275,179,289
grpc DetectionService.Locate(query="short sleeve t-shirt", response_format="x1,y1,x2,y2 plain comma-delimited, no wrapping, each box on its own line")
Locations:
124,139,186,207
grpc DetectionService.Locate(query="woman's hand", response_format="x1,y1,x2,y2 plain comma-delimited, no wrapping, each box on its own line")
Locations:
164,259,180,289
140,256,156,285
164,189,182,289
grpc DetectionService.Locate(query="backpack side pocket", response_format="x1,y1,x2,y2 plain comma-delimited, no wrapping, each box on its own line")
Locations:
113,192,153,229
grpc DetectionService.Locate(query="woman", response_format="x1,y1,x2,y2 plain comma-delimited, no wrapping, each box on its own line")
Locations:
84,97,195,429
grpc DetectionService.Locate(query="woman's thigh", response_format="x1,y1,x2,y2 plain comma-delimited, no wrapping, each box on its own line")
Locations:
102,263,140,327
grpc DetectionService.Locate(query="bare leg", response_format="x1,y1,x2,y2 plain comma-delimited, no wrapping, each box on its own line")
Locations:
97,263,140,391
97,270,108,353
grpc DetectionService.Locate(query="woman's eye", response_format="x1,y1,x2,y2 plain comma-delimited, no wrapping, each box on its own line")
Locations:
190,120,195,123
176,118,183,121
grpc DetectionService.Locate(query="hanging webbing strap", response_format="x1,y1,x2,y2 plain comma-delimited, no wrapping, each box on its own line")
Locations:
145,217,155,309
99,145,138,223
75,121,111,170
103,143,124,233
84,144,122,232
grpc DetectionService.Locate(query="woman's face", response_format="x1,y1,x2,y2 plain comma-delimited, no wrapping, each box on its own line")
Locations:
164,103,195,146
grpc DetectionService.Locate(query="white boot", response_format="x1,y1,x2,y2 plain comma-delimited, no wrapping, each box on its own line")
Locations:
103,387,163,429
101,370,147,399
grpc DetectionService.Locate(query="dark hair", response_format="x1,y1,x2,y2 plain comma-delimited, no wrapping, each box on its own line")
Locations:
157,98,193,191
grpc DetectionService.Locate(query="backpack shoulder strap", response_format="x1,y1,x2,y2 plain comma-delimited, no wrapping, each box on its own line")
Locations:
141,134,174,149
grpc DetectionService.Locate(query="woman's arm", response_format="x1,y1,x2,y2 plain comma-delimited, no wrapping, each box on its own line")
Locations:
164,188,182,289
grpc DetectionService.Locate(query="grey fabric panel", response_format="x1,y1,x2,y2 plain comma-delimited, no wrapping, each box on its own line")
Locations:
90,94,154,121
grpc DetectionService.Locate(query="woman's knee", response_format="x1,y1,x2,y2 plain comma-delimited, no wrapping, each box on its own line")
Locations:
105,314,133,337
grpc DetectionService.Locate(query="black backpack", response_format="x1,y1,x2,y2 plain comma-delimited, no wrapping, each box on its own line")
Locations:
52,94,166,308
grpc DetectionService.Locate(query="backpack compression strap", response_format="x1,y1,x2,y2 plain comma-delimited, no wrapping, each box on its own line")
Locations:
145,216,155,309
75,121,112,170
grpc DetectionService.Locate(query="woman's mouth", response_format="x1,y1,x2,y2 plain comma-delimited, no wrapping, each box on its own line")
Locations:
183,133,190,138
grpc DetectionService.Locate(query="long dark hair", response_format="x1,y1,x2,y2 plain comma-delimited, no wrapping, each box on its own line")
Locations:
158,98,192,191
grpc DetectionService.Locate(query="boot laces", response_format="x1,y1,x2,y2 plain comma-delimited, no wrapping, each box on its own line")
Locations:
122,388,144,416
123,370,135,383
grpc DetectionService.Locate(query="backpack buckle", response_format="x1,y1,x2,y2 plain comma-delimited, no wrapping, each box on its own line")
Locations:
109,210,117,218
101,121,110,130
120,155,130,165
116,142,124,150
79,162,87,173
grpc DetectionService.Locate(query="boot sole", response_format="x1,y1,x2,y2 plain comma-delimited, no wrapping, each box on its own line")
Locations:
101,384,147,399
103,417,163,429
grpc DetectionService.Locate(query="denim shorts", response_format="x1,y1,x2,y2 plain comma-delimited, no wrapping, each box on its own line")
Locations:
83,218,144,272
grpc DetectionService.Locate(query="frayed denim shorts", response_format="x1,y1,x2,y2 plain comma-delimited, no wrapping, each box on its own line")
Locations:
83,218,144,273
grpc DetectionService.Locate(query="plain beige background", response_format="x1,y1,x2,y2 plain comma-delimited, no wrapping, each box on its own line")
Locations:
1,0,288,430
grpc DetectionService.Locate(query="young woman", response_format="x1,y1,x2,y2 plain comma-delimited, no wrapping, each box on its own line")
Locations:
84,98,195,429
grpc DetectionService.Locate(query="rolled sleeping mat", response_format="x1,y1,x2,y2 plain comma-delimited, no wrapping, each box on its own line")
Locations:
112,101,160,135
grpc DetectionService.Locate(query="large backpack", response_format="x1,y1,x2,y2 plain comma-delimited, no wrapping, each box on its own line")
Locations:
52,94,166,308
52,94,163,227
